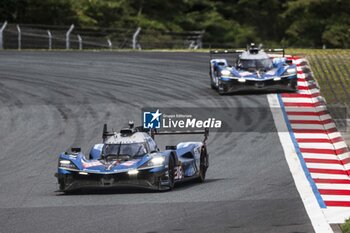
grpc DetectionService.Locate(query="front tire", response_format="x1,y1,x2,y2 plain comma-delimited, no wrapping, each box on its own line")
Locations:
59,180,65,191
218,81,226,95
167,156,175,189
210,70,217,90
158,156,175,191
290,78,298,92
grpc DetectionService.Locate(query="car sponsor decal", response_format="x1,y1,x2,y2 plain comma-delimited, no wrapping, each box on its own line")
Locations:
240,71,252,76
175,166,183,180
107,161,119,170
82,161,102,168
121,159,140,166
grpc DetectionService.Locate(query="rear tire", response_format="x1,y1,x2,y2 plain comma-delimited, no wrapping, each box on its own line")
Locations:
197,148,209,182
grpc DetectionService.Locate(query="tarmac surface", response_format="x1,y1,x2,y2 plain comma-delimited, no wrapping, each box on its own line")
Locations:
0,51,314,233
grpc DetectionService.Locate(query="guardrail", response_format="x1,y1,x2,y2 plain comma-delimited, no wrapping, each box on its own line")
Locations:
0,22,205,50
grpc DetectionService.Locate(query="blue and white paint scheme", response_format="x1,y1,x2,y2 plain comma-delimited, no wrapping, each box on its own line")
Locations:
209,44,298,94
55,123,209,192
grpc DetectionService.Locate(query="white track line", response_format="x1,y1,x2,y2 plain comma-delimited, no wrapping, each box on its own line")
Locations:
322,195,350,202
285,106,327,112
288,115,325,121
282,97,319,103
299,143,335,149
316,184,350,190
338,152,350,161
311,173,350,180
291,124,327,130
267,94,333,233
333,142,348,150
294,133,330,139
306,163,345,170
302,153,339,160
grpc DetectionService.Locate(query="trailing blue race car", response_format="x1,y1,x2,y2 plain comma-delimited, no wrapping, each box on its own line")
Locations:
209,43,298,94
55,122,209,192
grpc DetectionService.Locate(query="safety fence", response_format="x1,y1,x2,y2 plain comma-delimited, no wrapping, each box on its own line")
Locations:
0,22,205,50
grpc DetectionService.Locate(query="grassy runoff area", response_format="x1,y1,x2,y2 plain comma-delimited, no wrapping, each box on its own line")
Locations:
342,218,350,233
286,49,350,105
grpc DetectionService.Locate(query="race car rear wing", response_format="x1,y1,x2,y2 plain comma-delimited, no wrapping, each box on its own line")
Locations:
210,48,285,57
150,128,209,144
209,49,245,60
209,50,245,54
102,123,209,144
265,48,285,57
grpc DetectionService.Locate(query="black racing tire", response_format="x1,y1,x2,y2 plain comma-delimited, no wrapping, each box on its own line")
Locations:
210,70,217,90
218,83,226,95
290,78,298,92
58,178,66,191
167,156,175,190
197,148,209,182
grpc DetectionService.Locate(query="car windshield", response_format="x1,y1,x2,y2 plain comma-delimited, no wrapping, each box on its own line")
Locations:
240,58,273,70
103,143,148,158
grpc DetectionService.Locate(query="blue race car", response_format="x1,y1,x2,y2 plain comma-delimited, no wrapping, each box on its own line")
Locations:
55,122,209,192
209,43,298,94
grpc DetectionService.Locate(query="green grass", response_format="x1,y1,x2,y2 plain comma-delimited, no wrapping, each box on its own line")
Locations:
342,218,350,233
286,49,350,105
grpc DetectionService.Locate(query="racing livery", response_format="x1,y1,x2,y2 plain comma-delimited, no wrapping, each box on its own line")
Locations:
55,122,209,192
210,43,298,94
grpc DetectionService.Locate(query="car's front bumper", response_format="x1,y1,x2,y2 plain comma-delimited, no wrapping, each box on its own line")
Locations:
219,77,297,94
55,167,169,192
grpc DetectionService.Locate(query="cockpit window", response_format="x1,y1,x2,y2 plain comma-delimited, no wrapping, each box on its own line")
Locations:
240,58,273,70
103,143,148,159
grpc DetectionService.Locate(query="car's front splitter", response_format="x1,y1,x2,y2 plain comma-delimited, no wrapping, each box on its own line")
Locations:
219,77,297,94
56,168,170,192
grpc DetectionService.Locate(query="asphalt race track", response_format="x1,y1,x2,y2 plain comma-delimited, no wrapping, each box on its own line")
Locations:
0,51,314,233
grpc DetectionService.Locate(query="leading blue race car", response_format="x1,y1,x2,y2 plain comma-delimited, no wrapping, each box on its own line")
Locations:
55,122,209,192
209,43,298,94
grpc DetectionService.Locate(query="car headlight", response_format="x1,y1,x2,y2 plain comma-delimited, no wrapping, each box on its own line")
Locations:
149,157,165,166
59,160,77,169
128,169,139,175
221,70,231,76
141,157,165,168
285,68,296,75
139,156,166,169
238,78,246,83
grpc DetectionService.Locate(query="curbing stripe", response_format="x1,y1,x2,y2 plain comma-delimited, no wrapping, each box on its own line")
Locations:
277,94,327,208
305,159,343,165
311,173,350,180
267,94,333,232
324,201,350,207
308,168,348,175
314,179,350,184
320,190,350,195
